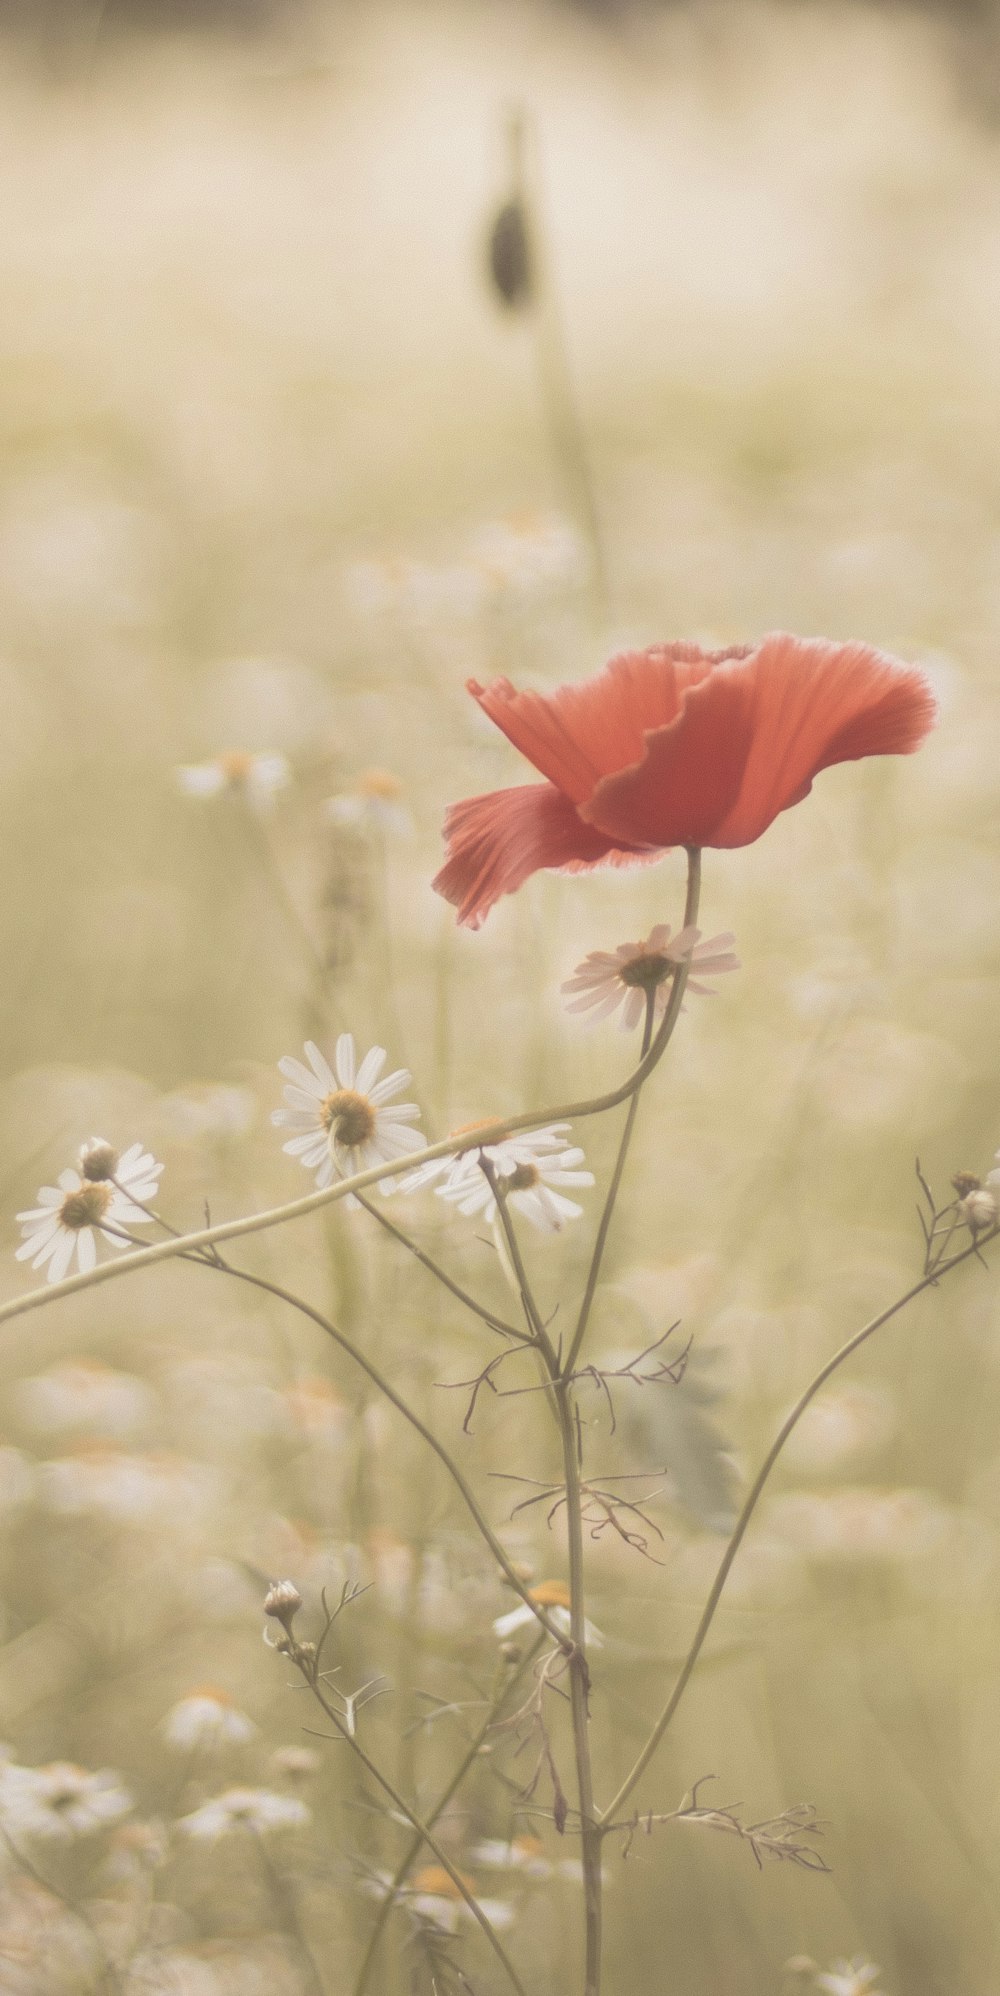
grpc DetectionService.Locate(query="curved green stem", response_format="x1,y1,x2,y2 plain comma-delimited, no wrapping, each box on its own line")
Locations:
563,989,656,1382
598,1225,998,1828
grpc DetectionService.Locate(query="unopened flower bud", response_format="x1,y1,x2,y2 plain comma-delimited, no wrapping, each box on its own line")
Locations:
78,1139,119,1182
952,1170,982,1198
499,1641,521,1664
263,1579,303,1628
960,1187,998,1234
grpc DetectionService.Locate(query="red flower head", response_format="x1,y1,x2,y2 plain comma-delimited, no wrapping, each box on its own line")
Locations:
433,634,937,928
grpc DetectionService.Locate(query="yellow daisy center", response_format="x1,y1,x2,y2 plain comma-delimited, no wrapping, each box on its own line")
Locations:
59,1185,113,1232
529,1579,571,1610
359,767,403,800
503,1162,539,1193
319,1088,376,1149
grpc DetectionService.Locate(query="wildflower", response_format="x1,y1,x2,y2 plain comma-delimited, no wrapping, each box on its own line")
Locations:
162,1688,256,1753
407,1865,514,1933
468,512,585,594
268,1745,321,1783
176,1787,310,1841
13,1359,156,1441
272,1035,422,1195
325,768,413,838
16,1143,164,1283
493,1579,603,1647
175,750,290,809
955,1169,1000,1234
38,1447,217,1528
470,1834,552,1878
562,924,740,1029
815,1960,884,1996
433,635,937,926
0,1762,132,1842
405,1122,593,1233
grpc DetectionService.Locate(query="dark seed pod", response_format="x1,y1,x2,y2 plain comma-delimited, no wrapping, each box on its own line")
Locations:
487,197,534,310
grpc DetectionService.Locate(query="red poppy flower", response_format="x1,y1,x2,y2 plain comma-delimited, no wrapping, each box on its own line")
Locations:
433,633,936,928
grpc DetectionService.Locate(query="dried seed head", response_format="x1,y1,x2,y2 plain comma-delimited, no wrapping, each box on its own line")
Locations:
487,199,534,310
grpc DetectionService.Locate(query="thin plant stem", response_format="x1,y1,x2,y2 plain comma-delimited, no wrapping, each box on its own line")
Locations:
197,1255,568,1649
297,1664,530,1996
355,1193,529,1343
598,1222,999,1828
562,989,656,1382
553,1371,602,1996
0,852,703,1334
353,1645,542,1996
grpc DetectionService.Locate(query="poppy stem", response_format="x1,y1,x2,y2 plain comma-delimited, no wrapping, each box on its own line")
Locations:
596,1221,999,1828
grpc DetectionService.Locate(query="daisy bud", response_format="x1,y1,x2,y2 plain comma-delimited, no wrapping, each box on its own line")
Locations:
263,1579,303,1629
78,1139,119,1182
959,1187,998,1234
499,1641,521,1664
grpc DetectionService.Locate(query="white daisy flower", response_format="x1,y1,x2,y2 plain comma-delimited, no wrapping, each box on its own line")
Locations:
403,1122,593,1234
469,1835,551,1878
16,1141,164,1284
14,1359,156,1441
175,749,290,810
493,1580,603,1648
272,1035,422,1196
324,767,414,839
0,1762,132,1842
162,1688,257,1754
364,1865,513,1934
562,925,740,1031
816,1961,884,1996
177,1787,310,1842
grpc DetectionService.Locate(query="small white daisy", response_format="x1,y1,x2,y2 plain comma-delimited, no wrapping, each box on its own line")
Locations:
272,1035,422,1195
16,1140,164,1284
816,1961,884,1996
0,1762,132,1842
175,750,290,810
404,1122,593,1233
493,1580,603,1648
324,767,414,839
162,1688,257,1754
177,1787,310,1842
562,925,740,1031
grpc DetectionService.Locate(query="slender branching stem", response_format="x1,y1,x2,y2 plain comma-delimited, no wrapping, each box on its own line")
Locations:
296,1662,530,1996
353,1646,542,1996
355,1193,529,1343
553,1373,602,1996
0,852,704,1335
200,1257,568,1648
598,1223,998,1827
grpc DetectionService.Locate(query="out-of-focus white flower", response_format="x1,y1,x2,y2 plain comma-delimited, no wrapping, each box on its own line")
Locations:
469,1834,551,1878
493,1580,603,1647
815,1959,884,1996
13,1359,156,1441
159,1082,257,1145
39,1447,218,1528
767,1487,949,1564
282,1375,349,1443
176,1787,310,1842
0,1762,132,1842
963,1179,1000,1232
268,1745,321,1784
344,556,482,622
363,1864,513,1934
404,1122,593,1234
175,750,290,810
16,1142,164,1283
467,512,586,596
781,1384,895,1478
272,1035,422,1194
0,1446,36,1516
325,768,413,839
562,925,739,1031
162,1688,256,1754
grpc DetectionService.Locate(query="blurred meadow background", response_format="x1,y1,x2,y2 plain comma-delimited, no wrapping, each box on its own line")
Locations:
1,0,1000,1990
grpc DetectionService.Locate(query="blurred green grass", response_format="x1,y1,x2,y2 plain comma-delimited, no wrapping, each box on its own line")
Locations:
0,5,998,1992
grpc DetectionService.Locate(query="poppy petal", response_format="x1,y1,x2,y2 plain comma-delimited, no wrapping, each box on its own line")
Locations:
469,644,748,804
581,656,756,848
432,782,654,928
711,634,938,845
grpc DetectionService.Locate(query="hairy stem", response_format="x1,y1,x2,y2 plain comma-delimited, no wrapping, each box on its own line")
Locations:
598,1225,998,1826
